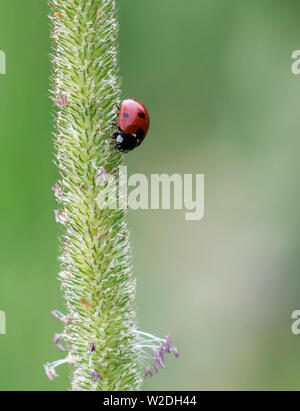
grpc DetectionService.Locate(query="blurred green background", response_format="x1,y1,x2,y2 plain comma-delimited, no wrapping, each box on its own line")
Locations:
1,0,300,390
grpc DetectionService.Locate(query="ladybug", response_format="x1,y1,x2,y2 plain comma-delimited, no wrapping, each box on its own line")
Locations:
112,98,150,152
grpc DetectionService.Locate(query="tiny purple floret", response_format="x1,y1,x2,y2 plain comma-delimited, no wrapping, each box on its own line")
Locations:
51,183,62,197
164,335,172,354
159,345,165,361
91,370,101,383
54,93,67,108
54,209,66,225
145,366,154,378
153,359,160,373
97,166,109,182
51,310,60,320
54,333,65,352
173,346,180,358
44,364,58,381
90,342,96,352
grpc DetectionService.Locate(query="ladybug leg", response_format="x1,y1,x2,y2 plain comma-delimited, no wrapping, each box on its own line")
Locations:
109,122,122,132
111,132,119,139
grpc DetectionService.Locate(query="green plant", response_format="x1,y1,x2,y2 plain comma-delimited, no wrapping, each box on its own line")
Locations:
45,0,178,391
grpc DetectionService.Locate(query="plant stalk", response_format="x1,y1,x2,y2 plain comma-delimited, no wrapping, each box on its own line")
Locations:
49,0,142,391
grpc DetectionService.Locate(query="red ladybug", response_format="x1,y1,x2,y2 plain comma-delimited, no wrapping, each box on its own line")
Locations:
112,98,150,152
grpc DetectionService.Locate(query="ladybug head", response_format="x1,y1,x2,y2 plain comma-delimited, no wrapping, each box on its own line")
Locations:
114,131,138,152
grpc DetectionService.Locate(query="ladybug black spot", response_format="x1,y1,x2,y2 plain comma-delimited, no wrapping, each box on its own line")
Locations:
138,112,146,119
123,113,129,118
136,128,145,139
